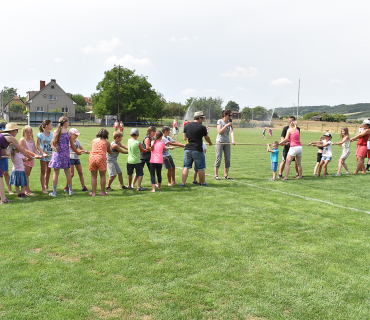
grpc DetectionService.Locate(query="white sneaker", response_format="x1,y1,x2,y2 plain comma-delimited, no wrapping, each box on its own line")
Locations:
49,192,57,197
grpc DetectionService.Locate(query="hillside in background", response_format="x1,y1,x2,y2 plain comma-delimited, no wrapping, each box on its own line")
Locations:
275,103,370,119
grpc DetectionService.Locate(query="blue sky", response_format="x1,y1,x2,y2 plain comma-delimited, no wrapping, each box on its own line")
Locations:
1,0,370,109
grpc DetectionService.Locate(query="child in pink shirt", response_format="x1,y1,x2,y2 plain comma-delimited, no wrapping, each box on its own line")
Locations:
150,131,173,192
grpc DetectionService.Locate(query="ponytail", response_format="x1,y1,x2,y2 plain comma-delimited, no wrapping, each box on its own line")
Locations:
51,116,68,151
39,119,52,132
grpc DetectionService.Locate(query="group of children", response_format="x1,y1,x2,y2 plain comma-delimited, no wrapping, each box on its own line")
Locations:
0,117,202,203
267,127,359,180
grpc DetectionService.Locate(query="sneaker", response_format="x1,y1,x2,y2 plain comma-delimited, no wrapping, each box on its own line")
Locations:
192,181,199,185
137,187,147,191
278,174,282,179
82,186,90,191
49,193,57,197
179,183,186,187
64,186,69,192
313,174,317,176
268,178,276,181
200,182,209,186
69,190,74,195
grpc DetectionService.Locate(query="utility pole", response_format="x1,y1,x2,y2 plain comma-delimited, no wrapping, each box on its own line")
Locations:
297,79,300,124
117,65,120,121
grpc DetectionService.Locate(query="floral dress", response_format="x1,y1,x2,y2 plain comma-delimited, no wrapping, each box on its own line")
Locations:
48,132,71,169
340,139,350,159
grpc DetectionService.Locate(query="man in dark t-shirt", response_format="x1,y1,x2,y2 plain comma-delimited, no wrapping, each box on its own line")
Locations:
278,116,300,178
180,111,212,186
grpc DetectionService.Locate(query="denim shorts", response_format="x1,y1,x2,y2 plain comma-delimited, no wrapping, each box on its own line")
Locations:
1,157,9,172
183,150,206,170
322,156,332,162
271,162,278,171
70,159,81,166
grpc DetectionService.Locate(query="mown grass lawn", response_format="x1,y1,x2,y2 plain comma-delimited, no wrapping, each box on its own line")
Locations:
1,126,370,319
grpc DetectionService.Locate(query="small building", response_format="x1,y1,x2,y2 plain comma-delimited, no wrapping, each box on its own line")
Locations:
311,112,326,121
26,79,77,120
5,96,27,112
85,97,92,109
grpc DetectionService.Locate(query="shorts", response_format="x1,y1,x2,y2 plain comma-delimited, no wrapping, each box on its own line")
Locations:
367,150,370,158
1,157,9,172
89,155,107,171
271,162,278,171
288,146,303,157
194,161,206,171
322,156,332,162
107,161,122,177
183,150,206,171
127,163,144,177
317,152,323,163
356,145,367,158
70,159,81,166
173,127,178,134
163,155,175,170
282,146,295,162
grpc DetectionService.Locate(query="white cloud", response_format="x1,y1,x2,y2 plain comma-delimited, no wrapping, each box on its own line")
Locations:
181,88,198,95
105,54,153,67
83,37,122,54
204,89,216,93
221,66,259,77
329,78,343,84
29,67,36,72
53,57,63,63
271,78,293,86
170,36,189,42
142,49,147,53
234,87,247,91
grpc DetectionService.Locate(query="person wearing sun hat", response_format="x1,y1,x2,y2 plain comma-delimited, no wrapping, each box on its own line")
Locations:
0,123,33,203
350,119,370,174
180,111,213,187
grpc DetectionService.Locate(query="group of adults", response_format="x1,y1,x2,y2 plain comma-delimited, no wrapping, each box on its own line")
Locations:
179,109,236,186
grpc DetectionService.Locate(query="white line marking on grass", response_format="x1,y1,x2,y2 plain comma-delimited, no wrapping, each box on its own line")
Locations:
176,167,370,215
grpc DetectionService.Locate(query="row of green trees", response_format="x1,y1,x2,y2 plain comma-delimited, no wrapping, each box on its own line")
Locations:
302,112,346,122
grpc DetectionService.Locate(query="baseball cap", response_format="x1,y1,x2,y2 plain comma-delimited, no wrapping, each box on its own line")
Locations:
324,132,332,138
69,128,81,135
130,128,139,135
362,119,370,125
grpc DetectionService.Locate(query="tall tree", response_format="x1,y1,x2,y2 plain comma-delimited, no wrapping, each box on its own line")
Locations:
225,100,240,112
92,66,162,121
184,97,223,121
1,87,18,104
241,107,252,121
72,94,87,107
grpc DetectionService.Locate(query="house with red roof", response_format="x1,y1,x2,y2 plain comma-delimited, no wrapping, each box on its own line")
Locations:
26,79,77,119
5,96,27,112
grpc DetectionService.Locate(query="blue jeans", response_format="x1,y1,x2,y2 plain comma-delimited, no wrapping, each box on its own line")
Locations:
183,150,206,170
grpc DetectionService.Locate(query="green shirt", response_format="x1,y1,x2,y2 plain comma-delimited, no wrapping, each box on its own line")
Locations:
127,138,141,164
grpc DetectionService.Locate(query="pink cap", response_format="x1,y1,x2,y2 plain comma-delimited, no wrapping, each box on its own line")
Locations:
70,128,81,135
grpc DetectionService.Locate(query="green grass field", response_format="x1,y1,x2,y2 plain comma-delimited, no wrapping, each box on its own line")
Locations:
1,126,370,319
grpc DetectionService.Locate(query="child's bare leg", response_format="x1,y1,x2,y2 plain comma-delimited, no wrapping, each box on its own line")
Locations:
167,169,172,185
107,175,116,188
91,170,98,195
24,166,33,194
52,169,60,186
171,168,177,184
45,165,51,190
137,176,143,188
21,186,26,194
0,179,7,201
64,168,72,186
323,162,328,177
151,184,156,192
132,175,138,188
337,158,342,174
273,171,277,180
342,160,349,173
314,162,319,175
193,170,198,182
99,170,106,194
317,161,324,177
118,173,124,187
15,186,20,195
40,161,48,193
3,171,13,194
75,164,85,187
128,175,133,187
